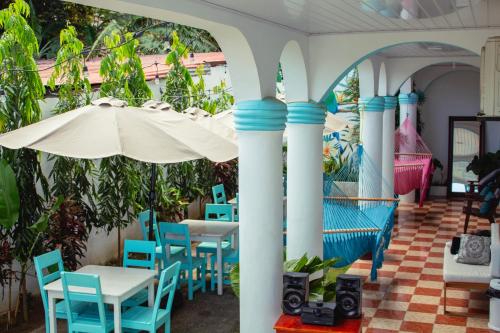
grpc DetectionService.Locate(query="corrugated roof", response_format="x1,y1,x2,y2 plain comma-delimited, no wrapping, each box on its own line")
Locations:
39,52,226,86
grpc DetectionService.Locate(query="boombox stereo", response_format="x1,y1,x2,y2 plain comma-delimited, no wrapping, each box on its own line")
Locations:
335,274,362,319
282,272,309,315
301,302,336,326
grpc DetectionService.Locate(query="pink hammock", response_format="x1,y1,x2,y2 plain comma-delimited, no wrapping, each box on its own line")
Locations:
394,118,434,207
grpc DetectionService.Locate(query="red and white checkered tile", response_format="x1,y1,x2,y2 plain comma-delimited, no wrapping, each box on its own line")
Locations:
345,199,497,333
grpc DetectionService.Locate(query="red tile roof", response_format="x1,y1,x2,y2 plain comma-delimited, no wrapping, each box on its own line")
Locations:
38,52,226,86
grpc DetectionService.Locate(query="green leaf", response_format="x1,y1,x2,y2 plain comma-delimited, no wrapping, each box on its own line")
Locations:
30,214,48,233
0,159,20,228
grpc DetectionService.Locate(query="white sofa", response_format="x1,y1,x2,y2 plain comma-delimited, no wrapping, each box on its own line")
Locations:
443,223,500,313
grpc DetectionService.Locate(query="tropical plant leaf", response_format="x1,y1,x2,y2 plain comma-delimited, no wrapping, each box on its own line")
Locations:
0,160,20,228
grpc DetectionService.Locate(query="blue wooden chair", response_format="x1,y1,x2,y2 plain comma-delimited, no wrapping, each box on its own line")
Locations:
196,204,233,258
122,239,156,308
34,249,88,333
210,249,239,291
121,261,181,333
233,193,239,222
137,210,184,270
61,272,114,333
212,184,227,204
158,222,206,300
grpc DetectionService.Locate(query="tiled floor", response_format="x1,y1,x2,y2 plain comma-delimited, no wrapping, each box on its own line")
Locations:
345,198,497,333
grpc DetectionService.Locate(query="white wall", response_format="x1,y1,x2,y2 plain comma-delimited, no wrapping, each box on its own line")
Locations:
485,121,500,153
417,68,480,184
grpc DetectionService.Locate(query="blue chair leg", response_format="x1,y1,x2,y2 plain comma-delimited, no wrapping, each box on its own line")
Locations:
44,313,49,333
201,263,206,293
188,269,194,300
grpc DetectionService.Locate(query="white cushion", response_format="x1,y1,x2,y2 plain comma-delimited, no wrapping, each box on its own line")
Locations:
443,242,491,284
491,223,500,278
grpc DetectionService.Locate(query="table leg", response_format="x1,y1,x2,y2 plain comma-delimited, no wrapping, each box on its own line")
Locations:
113,299,121,333
233,230,239,251
217,238,223,295
48,294,57,333
148,280,155,306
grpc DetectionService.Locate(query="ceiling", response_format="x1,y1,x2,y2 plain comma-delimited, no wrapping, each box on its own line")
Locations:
377,42,478,58
198,0,500,34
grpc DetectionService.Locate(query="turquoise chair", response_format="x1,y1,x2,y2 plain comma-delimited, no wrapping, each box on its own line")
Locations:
122,239,156,308
196,204,233,258
61,272,114,333
137,210,184,270
34,249,88,333
158,222,206,300
212,184,227,204
234,193,239,222
121,261,181,333
210,249,239,291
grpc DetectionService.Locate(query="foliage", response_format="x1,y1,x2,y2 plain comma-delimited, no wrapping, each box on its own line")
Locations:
99,30,152,106
230,253,346,302
0,160,20,229
284,254,344,301
342,68,359,104
467,150,500,179
43,196,89,271
212,159,238,199
0,0,49,321
156,186,189,222
162,31,192,111
47,26,98,230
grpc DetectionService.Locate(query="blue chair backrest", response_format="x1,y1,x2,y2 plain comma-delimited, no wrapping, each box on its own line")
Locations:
212,184,227,204
137,210,161,245
152,261,181,321
123,239,156,270
158,223,191,263
34,249,64,315
61,272,107,331
205,204,233,222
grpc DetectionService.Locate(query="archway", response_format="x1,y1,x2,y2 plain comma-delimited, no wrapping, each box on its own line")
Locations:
278,40,308,102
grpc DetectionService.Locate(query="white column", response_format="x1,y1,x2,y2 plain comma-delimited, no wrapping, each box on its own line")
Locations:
235,98,286,333
359,96,385,198
398,93,418,203
286,102,326,260
382,96,397,198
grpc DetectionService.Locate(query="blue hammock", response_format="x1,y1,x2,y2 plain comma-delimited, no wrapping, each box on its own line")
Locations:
323,145,398,281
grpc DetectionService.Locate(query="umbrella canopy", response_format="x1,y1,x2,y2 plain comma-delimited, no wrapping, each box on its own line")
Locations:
182,107,237,143
0,97,238,163
183,106,211,120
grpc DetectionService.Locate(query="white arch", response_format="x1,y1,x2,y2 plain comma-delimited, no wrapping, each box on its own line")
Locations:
309,28,500,101
386,56,480,95
279,40,309,102
378,62,388,96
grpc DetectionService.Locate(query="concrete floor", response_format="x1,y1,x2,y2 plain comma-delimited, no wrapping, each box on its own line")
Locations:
9,285,239,333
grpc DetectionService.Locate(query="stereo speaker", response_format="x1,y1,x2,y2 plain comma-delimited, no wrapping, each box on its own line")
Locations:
282,272,309,315
335,274,362,319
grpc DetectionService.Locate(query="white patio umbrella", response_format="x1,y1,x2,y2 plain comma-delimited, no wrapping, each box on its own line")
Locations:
213,109,349,137
0,97,238,238
182,107,237,142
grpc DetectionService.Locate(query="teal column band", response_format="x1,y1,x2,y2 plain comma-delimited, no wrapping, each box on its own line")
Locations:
358,96,384,112
398,92,418,105
384,96,398,110
287,101,326,125
234,98,287,131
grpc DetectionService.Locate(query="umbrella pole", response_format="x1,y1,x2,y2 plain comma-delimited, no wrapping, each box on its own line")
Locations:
149,164,157,241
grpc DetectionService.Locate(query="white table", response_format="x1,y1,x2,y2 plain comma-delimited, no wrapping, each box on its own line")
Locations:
180,219,239,295
44,265,156,333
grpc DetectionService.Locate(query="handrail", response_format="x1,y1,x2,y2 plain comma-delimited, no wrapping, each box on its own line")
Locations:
324,196,399,202
394,162,425,167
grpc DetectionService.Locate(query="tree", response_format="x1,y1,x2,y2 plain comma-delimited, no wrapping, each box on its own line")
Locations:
47,26,98,231
0,0,49,322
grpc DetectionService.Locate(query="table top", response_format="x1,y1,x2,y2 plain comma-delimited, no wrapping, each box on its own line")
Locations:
44,265,156,298
180,219,239,237
274,314,362,333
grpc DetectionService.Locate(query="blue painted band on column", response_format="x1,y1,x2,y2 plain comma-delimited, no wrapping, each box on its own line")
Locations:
398,93,418,105
287,102,326,124
358,96,384,112
234,98,287,131
384,96,398,110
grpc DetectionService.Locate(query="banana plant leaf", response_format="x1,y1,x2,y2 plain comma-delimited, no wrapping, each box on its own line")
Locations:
0,159,20,229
